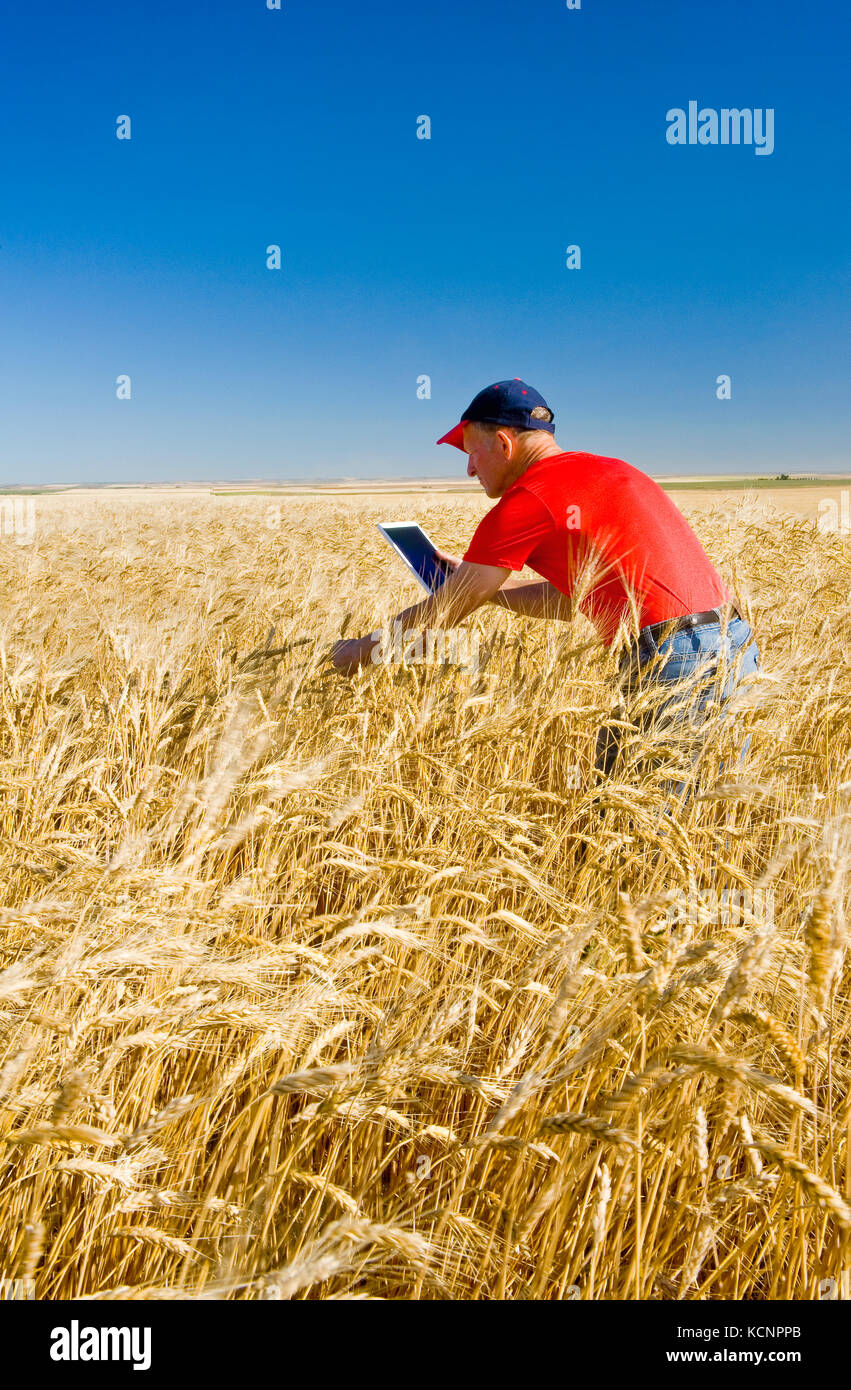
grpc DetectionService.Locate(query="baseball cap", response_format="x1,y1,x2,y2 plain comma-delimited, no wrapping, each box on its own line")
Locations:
436,379,555,451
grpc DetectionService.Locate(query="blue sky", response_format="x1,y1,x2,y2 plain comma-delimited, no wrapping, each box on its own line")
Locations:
1,0,848,483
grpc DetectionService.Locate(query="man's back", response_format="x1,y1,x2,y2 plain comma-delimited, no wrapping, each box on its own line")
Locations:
463,451,731,643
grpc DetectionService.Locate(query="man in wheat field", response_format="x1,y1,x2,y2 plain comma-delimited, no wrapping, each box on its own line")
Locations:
331,379,759,779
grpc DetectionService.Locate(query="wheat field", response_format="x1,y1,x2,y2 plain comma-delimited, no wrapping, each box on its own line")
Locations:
0,490,849,1301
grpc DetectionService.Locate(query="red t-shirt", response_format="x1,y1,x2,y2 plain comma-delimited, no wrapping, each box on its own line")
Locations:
463,452,731,644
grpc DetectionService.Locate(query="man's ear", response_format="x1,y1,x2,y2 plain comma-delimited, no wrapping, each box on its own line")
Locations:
496,429,514,459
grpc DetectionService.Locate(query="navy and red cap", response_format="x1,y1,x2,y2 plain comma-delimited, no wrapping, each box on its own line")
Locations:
436,379,555,451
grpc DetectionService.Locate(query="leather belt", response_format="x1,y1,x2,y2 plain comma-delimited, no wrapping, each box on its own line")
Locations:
641,601,743,646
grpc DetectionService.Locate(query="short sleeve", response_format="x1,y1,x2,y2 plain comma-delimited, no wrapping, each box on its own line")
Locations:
463,487,555,571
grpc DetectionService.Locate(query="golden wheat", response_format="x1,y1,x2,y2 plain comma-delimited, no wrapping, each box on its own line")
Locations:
0,489,849,1300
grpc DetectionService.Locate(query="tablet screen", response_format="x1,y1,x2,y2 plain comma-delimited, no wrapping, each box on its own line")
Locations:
380,525,451,592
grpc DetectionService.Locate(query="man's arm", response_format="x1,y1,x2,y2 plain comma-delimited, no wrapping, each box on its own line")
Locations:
329,560,510,674
490,578,572,621
436,549,572,620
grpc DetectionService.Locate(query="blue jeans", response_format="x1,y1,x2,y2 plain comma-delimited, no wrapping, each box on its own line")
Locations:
594,614,759,781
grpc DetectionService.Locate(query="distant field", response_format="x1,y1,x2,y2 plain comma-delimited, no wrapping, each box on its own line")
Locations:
3,476,849,534
204,479,851,524
208,476,851,498
662,476,851,491
3,474,851,501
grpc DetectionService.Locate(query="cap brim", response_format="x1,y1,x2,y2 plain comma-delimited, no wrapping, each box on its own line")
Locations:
436,420,468,451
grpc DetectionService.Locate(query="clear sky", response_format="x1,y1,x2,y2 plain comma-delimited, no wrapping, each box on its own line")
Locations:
1,0,848,483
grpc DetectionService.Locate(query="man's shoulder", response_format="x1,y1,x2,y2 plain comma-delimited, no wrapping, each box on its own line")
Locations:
486,481,556,531
515,452,621,493
543,450,635,471
521,452,660,493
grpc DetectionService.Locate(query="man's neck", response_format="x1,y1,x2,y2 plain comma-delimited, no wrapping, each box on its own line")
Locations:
507,436,564,487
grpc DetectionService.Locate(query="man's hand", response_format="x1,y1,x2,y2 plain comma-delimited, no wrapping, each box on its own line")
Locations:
329,634,377,675
434,547,463,577
328,559,511,677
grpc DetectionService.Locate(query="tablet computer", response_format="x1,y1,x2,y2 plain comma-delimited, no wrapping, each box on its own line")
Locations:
377,522,452,594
